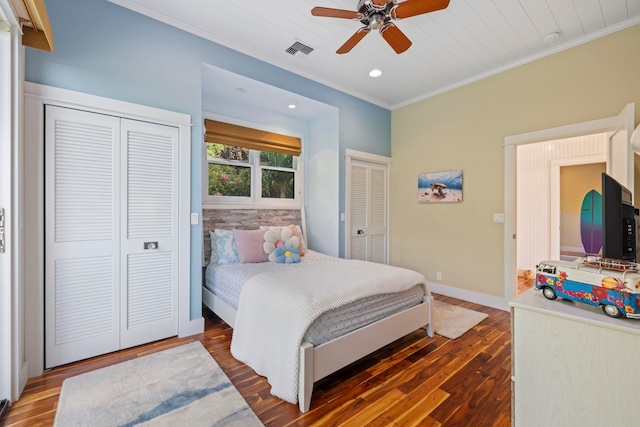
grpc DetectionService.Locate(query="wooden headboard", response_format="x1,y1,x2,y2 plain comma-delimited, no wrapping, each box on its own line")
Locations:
202,208,303,266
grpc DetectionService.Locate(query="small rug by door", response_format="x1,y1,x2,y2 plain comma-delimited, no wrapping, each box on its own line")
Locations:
54,341,262,427
433,300,489,339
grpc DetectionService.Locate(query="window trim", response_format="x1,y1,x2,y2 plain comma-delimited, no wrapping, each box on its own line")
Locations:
202,113,304,209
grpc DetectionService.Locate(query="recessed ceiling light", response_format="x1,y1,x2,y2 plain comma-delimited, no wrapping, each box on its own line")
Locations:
235,87,247,95
369,69,382,78
288,104,296,109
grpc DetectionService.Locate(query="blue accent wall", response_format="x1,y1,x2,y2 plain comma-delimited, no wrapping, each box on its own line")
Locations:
26,0,391,320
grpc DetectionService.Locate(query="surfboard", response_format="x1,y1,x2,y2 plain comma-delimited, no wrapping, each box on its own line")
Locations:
580,189,602,255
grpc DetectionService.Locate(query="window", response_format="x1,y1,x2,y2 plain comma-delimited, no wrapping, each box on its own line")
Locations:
207,143,251,197
204,119,301,206
260,151,296,199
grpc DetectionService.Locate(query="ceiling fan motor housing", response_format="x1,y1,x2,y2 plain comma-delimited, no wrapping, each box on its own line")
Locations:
357,0,396,28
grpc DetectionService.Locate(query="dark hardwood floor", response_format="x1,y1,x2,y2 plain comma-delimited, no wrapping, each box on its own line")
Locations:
1,294,511,426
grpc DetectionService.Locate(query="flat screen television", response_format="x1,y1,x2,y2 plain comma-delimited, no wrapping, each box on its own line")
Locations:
601,172,637,261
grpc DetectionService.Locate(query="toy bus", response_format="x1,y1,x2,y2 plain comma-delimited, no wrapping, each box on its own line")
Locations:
535,257,640,319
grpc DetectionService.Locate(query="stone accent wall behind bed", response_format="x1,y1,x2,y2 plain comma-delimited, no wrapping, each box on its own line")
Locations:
202,209,303,266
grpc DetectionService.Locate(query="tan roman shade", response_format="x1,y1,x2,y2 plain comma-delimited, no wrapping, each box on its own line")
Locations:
9,0,54,51
204,119,301,157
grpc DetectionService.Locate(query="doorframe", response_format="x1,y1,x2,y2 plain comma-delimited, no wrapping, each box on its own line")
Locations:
23,82,200,378
550,155,607,260
504,104,634,303
0,0,24,402
345,149,392,262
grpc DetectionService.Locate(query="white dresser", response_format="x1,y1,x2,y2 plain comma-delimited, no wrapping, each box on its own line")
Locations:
510,289,640,426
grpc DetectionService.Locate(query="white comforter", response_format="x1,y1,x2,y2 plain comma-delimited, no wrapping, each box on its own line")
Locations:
230,259,427,404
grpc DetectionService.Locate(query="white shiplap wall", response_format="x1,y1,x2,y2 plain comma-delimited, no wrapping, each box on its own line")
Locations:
516,133,607,274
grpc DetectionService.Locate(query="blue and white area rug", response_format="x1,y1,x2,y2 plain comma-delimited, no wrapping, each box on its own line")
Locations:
54,341,263,426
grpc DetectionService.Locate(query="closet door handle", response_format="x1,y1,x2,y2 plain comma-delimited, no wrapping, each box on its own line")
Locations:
144,241,158,250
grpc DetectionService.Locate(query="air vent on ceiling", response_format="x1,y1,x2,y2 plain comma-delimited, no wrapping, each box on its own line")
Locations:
286,41,314,56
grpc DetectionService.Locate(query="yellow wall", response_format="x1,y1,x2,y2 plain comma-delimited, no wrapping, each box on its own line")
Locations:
390,24,640,299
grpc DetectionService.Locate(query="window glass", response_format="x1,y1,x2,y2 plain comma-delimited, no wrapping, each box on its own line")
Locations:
205,141,299,205
207,143,249,163
208,164,251,197
260,151,293,168
262,169,295,199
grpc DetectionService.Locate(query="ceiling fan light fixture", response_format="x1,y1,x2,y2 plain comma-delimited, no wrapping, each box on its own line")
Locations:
542,32,560,45
311,0,450,54
369,69,382,77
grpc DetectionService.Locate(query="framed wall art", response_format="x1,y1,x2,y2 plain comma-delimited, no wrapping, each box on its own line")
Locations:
418,170,463,203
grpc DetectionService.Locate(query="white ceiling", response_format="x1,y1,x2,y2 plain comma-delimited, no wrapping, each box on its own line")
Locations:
109,0,640,110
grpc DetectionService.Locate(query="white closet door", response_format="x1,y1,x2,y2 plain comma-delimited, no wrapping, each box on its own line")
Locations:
120,119,178,348
369,166,387,263
349,160,388,264
350,163,368,260
45,106,120,368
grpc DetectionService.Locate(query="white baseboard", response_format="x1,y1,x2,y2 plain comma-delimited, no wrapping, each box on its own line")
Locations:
428,282,510,312
180,317,204,337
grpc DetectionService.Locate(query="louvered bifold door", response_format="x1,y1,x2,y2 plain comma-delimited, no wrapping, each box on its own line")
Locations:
120,119,178,349
368,164,388,264
45,106,121,368
349,160,388,264
350,162,368,261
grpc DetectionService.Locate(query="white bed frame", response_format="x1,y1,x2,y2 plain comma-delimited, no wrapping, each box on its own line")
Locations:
202,285,433,412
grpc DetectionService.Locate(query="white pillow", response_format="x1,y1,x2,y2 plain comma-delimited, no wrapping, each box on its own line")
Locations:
260,224,307,255
214,229,240,264
263,227,300,263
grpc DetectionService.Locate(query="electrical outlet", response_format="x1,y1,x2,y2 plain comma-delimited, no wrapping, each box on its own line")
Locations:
436,272,442,280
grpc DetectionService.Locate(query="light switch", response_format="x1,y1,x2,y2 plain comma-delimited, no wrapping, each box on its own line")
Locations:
191,213,199,225
493,213,505,223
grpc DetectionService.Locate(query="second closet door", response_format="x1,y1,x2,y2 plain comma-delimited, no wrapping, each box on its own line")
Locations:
120,119,178,348
349,160,388,264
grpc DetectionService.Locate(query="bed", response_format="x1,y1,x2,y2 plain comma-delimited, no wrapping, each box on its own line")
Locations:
201,209,433,412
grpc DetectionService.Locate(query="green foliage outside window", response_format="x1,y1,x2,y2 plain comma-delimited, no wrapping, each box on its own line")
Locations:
207,143,250,197
262,170,294,198
207,143,296,199
260,151,293,168
208,164,250,197
260,151,295,199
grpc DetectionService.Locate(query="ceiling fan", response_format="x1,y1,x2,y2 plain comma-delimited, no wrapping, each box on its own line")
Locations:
311,0,450,54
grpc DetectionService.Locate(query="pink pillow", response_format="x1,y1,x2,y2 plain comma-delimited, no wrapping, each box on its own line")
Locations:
232,229,269,263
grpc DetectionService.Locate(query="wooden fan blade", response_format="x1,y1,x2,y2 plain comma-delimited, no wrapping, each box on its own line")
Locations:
336,28,370,54
311,7,360,19
392,0,450,19
380,23,412,54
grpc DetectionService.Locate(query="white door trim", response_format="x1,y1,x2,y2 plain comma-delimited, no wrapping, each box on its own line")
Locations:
345,149,392,262
504,104,634,304
23,82,200,377
0,0,27,401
